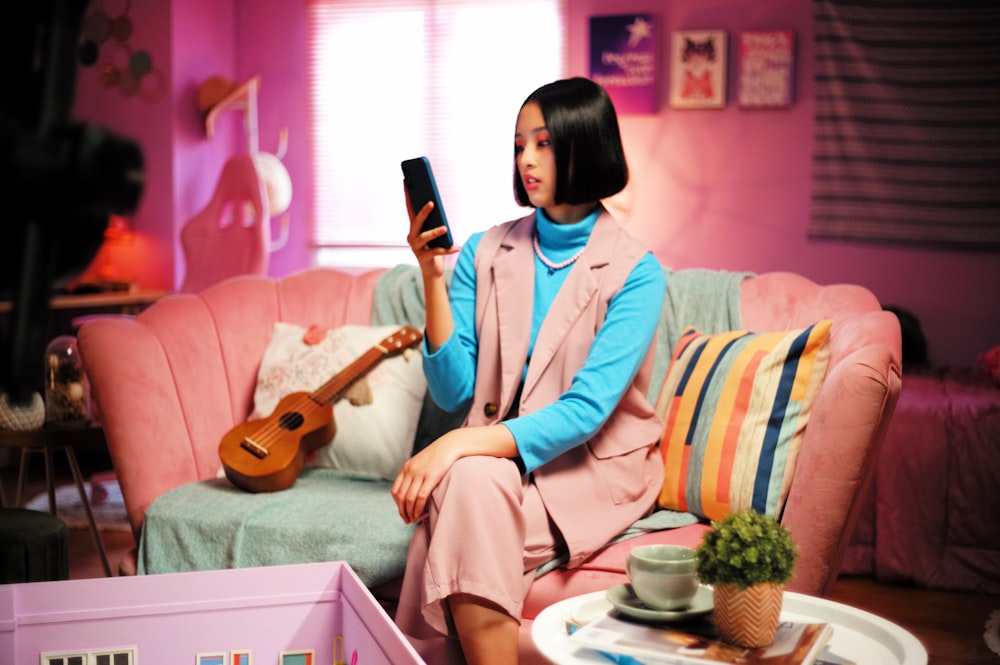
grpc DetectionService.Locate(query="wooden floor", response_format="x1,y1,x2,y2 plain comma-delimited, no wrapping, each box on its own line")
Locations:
5,454,998,665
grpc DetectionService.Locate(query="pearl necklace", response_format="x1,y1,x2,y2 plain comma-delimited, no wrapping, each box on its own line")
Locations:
533,233,584,275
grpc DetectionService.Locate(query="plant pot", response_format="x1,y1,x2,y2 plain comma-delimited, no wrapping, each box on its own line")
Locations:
712,582,784,648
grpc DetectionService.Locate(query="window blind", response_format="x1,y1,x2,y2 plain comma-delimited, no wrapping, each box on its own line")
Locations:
308,0,565,265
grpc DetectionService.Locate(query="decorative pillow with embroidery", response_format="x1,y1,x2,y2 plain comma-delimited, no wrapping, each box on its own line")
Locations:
251,323,426,480
654,321,832,521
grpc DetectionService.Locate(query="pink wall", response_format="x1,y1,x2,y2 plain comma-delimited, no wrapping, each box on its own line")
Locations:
74,0,999,368
72,0,239,291
234,0,312,276
171,0,241,288
562,0,1000,369
72,0,175,290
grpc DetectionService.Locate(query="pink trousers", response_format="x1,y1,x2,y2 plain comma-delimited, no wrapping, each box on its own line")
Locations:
394,456,562,657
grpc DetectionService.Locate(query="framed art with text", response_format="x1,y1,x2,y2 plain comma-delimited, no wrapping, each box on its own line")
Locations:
669,30,727,109
589,14,658,114
738,30,796,108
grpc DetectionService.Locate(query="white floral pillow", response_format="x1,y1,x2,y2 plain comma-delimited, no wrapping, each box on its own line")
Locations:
251,323,426,479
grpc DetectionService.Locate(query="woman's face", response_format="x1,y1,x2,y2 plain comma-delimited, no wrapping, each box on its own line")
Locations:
515,101,556,210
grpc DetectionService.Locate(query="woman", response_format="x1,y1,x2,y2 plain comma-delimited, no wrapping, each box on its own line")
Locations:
392,77,666,665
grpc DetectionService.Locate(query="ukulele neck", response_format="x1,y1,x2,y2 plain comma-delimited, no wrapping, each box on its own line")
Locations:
311,345,387,405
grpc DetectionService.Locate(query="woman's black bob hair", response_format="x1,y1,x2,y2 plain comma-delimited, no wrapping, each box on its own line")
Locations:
514,77,628,208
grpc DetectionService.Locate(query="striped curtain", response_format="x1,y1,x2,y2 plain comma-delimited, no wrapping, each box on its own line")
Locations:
810,0,1000,245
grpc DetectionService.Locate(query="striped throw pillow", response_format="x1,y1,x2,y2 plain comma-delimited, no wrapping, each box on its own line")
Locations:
654,321,832,521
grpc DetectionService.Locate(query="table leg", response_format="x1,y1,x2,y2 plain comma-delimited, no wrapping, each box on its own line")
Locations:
64,445,112,577
44,446,56,513
15,448,29,506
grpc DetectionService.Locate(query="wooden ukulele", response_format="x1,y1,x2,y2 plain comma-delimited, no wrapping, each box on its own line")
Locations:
219,325,422,493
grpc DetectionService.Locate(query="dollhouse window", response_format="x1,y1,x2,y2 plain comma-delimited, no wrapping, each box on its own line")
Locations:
307,0,566,267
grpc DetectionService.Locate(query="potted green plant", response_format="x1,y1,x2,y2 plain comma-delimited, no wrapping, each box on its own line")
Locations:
695,509,799,648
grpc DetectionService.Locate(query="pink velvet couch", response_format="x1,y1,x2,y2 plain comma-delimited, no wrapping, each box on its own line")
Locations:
78,265,901,661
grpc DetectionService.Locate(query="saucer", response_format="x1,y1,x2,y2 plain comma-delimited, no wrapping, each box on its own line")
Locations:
605,583,714,622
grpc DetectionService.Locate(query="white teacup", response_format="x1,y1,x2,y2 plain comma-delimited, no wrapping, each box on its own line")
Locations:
625,544,699,611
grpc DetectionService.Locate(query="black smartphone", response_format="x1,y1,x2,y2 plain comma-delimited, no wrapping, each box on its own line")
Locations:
401,156,453,250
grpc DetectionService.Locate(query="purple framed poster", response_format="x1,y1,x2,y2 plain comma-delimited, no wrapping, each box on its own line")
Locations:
738,30,796,108
589,14,658,114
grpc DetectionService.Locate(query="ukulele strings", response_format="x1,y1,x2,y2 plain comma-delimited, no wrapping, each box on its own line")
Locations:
242,393,324,452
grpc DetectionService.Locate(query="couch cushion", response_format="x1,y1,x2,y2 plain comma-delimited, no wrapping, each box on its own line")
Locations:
251,323,426,480
654,322,832,521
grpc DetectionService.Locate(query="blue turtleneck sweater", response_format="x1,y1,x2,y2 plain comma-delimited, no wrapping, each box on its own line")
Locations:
424,208,666,472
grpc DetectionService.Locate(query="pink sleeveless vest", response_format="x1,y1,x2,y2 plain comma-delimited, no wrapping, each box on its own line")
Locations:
468,209,664,566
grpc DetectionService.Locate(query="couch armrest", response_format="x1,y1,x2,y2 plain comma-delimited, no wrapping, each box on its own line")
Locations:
782,342,902,596
79,302,232,537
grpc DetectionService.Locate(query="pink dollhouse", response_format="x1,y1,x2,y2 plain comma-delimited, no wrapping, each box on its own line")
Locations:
0,561,423,665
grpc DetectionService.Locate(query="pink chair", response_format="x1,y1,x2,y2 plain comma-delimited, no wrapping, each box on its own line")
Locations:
78,267,901,663
179,154,270,293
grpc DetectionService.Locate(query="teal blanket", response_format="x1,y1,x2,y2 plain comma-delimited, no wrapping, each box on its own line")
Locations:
370,263,444,329
137,264,750,584
650,267,752,402
138,469,415,587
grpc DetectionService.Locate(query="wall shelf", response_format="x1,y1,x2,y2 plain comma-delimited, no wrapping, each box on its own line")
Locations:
203,75,260,153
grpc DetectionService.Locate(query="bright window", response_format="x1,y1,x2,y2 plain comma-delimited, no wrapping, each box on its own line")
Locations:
308,0,566,267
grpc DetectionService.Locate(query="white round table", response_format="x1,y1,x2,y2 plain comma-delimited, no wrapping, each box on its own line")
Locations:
531,589,928,665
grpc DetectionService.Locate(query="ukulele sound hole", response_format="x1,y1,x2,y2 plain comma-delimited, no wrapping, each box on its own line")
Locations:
279,411,305,431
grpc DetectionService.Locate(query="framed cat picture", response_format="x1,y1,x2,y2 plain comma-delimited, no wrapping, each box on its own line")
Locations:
669,30,728,109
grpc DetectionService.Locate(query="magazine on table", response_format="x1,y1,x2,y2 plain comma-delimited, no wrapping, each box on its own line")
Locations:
813,649,855,665
568,612,833,665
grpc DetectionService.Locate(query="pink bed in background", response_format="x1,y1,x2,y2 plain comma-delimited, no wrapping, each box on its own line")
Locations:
842,369,1000,594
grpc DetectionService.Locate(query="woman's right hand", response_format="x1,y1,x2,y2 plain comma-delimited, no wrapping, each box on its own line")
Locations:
391,433,460,524
405,184,457,278
391,425,518,524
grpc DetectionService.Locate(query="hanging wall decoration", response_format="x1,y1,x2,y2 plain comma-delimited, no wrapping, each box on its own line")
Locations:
669,30,728,110
589,14,659,114
78,0,164,103
811,0,1000,245
737,30,796,108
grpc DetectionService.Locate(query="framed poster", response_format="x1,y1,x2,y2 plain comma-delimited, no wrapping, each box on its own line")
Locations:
669,30,728,109
738,30,796,108
589,14,658,114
